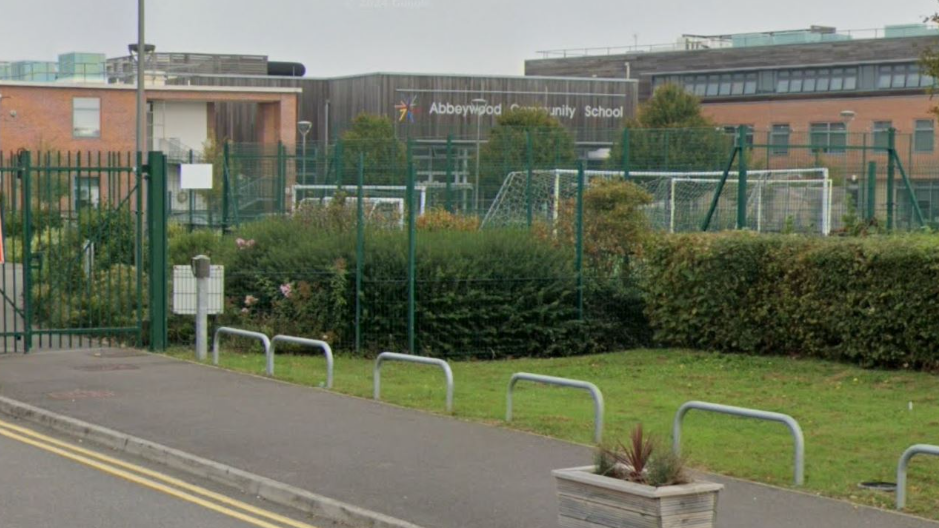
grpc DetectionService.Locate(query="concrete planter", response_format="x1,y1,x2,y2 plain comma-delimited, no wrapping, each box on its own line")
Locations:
552,465,723,528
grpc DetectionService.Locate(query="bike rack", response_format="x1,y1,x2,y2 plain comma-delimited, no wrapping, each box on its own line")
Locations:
212,327,273,375
373,352,454,413
506,373,604,444
896,444,939,510
673,401,805,486
270,335,334,388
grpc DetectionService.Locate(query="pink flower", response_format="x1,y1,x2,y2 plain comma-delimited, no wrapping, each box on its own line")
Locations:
241,307,249,314
244,295,258,307
279,283,293,298
235,238,256,250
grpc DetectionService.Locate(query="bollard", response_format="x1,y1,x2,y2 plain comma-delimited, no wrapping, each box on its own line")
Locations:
192,255,211,361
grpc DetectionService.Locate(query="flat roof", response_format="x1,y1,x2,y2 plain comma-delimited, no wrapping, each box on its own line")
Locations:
0,80,301,94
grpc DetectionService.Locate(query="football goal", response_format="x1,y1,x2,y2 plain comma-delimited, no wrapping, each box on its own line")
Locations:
293,183,475,218
482,169,832,235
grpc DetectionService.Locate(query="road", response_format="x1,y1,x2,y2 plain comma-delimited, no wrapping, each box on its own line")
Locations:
0,418,345,528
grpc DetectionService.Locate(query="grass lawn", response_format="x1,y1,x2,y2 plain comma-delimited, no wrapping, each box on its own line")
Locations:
166,346,939,518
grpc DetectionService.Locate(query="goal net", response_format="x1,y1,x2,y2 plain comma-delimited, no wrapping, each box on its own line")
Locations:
293,183,475,218
482,169,832,235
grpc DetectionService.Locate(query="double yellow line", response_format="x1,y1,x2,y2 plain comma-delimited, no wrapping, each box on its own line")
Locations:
0,418,319,528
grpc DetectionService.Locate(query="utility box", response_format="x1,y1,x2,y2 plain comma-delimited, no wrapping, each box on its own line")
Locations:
173,265,224,315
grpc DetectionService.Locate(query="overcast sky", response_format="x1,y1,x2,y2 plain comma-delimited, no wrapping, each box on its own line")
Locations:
1,0,936,77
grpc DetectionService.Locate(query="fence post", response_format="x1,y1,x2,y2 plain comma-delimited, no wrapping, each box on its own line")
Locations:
222,141,230,233
20,151,32,353
622,128,630,179
575,162,585,321
278,141,286,214
736,125,748,230
188,149,195,232
355,153,365,355
663,129,670,171
147,151,168,352
406,141,417,354
335,140,344,188
445,134,453,213
887,128,896,230
867,161,877,223
526,130,534,227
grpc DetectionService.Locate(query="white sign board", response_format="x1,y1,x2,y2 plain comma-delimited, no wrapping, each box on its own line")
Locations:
172,265,224,315
180,164,214,190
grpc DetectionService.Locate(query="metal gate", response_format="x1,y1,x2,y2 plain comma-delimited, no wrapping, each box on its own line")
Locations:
0,150,167,353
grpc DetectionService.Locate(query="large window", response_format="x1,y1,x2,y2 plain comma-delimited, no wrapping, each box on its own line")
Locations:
74,176,100,210
872,121,892,150
878,64,934,89
723,125,755,147
776,67,857,94
810,122,847,154
73,97,101,138
770,124,791,155
915,119,935,153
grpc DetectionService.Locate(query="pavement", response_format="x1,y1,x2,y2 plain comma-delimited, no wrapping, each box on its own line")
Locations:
0,348,935,528
0,418,343,528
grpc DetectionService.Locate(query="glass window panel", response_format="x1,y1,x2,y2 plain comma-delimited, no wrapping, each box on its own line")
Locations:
744,73,757,94
831,69,844,90
771,124,790,155
893,65,907,88
719,74,732,95
776,71,790,93
878,66,893,88
915,119,935,152
803,73,817,92
731,73,745,95
73,97,100,138
907,65,920,88
843,74,857,90
706,76,719,96
817,70,830,91
830,122,847,154
873,121,892,149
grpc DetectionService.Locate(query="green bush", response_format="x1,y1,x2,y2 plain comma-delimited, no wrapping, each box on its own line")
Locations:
643,233,939,369
179,213,648,359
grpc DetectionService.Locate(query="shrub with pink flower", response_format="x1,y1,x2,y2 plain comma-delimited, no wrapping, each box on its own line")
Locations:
244,295,258,307
235,238,256,250
279,283,293,298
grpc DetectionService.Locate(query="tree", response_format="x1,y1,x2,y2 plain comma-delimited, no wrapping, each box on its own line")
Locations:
478,108,576,207
608,83,732,171
922,10,939,116
340,113,406,185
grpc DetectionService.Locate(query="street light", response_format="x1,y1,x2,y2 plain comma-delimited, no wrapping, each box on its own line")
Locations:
472,98,487,213
298,121,312,185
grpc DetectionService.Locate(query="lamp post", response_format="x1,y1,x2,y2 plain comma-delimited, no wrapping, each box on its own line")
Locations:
298,120,312,185
472,98,487,214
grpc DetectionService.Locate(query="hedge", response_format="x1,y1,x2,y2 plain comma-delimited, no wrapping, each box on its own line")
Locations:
170,216,649,358
643,233,939,369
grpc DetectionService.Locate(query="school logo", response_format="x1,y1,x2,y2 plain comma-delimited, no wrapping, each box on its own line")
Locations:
395,95,419,123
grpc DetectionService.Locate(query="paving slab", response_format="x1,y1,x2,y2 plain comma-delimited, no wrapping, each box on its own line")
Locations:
0,349,934,528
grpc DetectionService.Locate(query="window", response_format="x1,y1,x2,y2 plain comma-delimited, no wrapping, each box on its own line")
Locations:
907,65,921,88
706,75,719,97
843,68,858,90
893,65,908,88
790,70,804,93
770,124,791,155
731,73,745,95
877,65,893,89
74,176,100,210
693,75,707,96
743,73,758,94
803,70,817,92
915,119,935,153
719,74,732,96
776,71,790,93
811,122,847,154
73,97,100,138
816,69,830,91
830,68,844,91
723,125,755,147
872,121,892,150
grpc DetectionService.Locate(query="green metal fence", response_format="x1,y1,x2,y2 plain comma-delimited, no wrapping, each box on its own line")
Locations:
0,150,169,353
